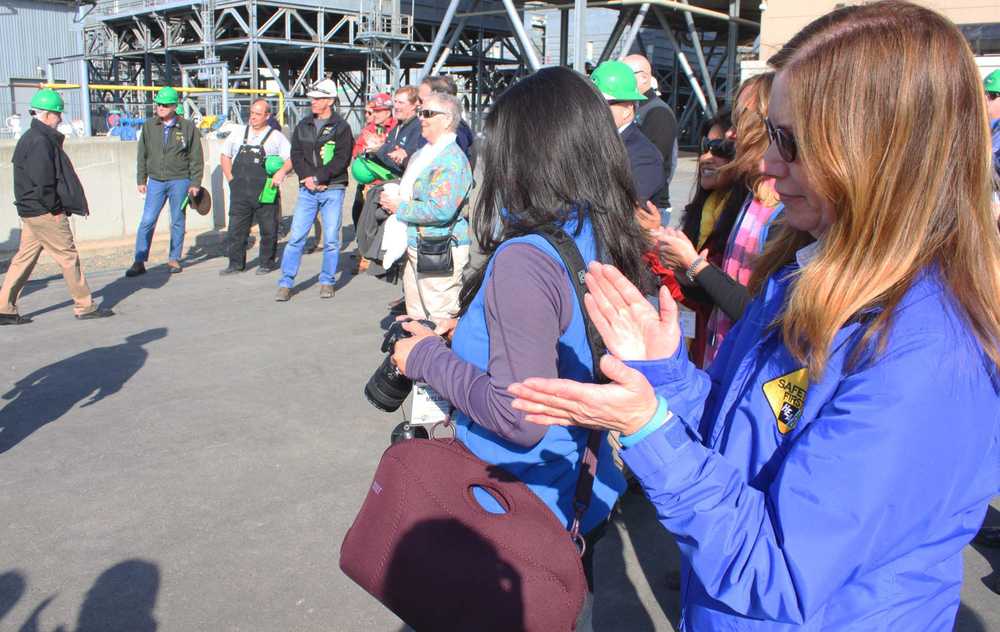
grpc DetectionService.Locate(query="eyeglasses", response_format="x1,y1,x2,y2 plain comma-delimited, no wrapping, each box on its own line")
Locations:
700,137,736,160
765,117,797,163
418,109,448,119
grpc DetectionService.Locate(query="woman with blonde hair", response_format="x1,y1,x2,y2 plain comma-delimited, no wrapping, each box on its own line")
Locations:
508,2,1000,629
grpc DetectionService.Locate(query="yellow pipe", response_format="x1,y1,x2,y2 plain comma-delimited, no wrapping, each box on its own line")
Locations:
41,83,286,126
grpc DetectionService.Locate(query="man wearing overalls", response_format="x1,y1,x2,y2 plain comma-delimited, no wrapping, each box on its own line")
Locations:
220,99,292,275
276,79,353,301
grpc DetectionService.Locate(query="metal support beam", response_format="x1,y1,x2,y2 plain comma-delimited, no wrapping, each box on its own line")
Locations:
559,8,569,66
417,0,462,81
618,4,649,59
726,0,739,104
597,7,632,64
573,0,586,71
652,6,708,113
680,0,717,114
431,0,481,74
457,0,759,29
500,0,541,71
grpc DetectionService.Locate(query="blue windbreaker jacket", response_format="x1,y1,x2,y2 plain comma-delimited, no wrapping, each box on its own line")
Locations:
621,263,1000,630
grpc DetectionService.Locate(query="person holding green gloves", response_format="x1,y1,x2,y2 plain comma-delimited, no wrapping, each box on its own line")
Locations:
219,99,292,275
127,86,203,277
276,79,353,301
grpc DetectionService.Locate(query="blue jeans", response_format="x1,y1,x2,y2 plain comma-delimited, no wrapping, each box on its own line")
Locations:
135,177,190,263
279,186,345,288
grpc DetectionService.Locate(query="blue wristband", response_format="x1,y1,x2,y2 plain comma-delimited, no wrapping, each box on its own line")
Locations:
620,396,671,448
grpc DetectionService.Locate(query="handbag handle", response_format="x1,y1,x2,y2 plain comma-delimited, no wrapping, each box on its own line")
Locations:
533,228,608,551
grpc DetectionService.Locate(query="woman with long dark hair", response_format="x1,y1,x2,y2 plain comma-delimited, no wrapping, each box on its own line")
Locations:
391,66,652,616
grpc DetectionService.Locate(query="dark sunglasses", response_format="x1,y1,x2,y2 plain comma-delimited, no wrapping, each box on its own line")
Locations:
418,109,448,119
765,117,798,163
700,137,736,160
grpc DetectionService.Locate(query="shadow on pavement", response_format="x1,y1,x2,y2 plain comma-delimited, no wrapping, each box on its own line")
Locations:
0,570,26,624
971,505,1000,593
594,490,681,631
21,266,174,319
17,559,160,632
0,328,167,454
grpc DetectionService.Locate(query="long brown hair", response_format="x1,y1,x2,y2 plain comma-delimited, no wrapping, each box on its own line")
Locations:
750,0,1000,376
720,72,778,207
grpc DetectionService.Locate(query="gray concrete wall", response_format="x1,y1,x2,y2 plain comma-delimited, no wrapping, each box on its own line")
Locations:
0,135,300,255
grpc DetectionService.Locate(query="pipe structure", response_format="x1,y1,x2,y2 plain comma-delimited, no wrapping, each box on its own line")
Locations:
573,0,586,71
500,0,542,71
457,0,759,29
559,8,569,66
431,0,482,75
597,8,633,64
41,83,286,126
679,0,717,114
417,0,463,82
651,6,708,114
617,3,649,59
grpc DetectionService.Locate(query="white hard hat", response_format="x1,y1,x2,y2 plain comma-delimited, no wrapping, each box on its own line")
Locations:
307,79,338,99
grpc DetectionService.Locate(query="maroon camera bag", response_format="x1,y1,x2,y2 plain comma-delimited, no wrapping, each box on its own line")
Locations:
340,229,606,631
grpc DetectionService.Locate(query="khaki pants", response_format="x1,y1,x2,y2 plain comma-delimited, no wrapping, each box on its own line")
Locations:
403,244,470,321
0,213,95,317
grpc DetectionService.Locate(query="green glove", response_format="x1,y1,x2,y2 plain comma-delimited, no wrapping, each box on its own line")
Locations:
321,141,336,165
259,178,279,204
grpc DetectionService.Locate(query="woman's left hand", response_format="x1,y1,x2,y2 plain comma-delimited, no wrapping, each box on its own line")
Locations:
391,320,437,376
380,190,400,213
656,226,700,271
508,354,658,435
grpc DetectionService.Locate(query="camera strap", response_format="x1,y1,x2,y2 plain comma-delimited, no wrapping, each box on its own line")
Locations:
533,227,607,549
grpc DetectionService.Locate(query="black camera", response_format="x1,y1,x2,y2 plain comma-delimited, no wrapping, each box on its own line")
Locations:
364,319,436,412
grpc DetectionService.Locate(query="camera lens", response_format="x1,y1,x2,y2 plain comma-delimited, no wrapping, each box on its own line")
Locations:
364,355,414,412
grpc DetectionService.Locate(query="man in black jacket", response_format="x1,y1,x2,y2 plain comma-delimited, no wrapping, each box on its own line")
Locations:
371,86,422,175
0,89,113,324
275,79,353,301
624,54,678,219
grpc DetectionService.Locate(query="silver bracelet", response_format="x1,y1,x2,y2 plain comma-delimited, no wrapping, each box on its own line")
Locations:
685,256,706,283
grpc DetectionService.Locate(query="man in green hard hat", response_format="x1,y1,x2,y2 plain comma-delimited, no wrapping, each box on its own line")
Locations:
591,60,666,229
126,85,204,277
219,98,292,275
0,89,113,324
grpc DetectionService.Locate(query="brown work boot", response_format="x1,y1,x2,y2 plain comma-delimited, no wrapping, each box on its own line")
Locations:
319,284,335,299
275,287,291,302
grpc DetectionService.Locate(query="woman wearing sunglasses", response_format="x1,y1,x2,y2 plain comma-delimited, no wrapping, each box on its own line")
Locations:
508,2,1000,629
656,72,783,367
379,91,473,320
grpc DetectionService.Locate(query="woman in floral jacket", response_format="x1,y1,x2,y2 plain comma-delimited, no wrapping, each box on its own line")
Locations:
380,91,473,320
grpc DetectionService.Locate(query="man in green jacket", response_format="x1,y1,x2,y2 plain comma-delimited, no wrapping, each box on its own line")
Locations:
126,86,203,277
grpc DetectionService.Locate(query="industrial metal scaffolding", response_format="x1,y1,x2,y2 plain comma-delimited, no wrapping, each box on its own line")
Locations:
73,0,759,143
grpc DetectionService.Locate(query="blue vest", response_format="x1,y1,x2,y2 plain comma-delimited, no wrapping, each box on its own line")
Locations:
450,217,626,533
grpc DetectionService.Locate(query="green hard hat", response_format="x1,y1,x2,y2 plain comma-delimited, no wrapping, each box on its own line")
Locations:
591,61,647,102
985,69,1000,93
30,89,64,113
351,157,394,184
264,155,285,176
154,86,180,105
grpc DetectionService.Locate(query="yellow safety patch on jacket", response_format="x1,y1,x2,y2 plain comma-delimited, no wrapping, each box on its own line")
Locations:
762,368,808,434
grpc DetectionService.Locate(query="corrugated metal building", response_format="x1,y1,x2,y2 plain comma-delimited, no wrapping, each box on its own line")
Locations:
0,0,83,137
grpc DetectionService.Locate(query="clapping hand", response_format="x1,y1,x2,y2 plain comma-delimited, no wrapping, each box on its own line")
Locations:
507,262,680,434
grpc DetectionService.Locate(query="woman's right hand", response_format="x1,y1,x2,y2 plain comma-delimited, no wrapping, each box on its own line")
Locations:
508,354,658,436
584,262,681,361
